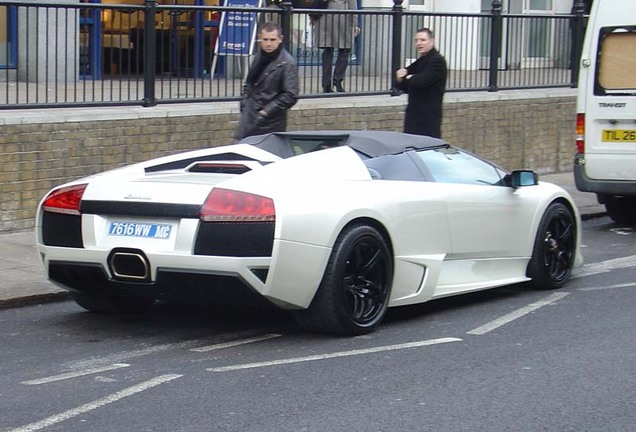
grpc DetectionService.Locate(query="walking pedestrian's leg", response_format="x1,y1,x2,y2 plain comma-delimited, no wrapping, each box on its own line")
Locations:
321,47,334,92
333,48,350,92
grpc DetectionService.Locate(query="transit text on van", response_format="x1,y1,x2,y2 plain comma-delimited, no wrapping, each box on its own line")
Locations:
598,102,627,108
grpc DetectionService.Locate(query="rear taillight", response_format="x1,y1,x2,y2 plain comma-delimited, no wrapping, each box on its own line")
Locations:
200,188,275,222
576,113,585,154
42,184,87,216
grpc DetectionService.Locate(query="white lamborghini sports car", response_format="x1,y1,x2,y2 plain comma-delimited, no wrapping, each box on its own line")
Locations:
36,131,582,336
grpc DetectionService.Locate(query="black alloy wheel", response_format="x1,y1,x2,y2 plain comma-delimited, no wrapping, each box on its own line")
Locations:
294,224,393,336
527,202,576,290
343,236,389,325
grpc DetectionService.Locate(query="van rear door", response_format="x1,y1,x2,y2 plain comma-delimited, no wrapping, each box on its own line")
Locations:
582,25,636,182
575,0,636,224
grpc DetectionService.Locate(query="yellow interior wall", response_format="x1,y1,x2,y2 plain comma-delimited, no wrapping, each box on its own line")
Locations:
0,7,7,44
100,0,219,3
101,0,219,32
101,0,145,5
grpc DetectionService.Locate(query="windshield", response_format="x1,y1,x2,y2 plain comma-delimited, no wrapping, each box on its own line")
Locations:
415,147,505,185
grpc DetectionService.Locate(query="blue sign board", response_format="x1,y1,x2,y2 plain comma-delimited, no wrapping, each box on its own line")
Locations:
216,0,262,56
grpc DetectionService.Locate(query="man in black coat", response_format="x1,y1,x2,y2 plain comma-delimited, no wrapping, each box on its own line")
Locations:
395,28,447,138
234,22,299,141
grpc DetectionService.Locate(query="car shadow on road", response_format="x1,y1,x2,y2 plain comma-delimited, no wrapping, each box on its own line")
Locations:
36,300,296,343
383,282,539,327
22,281,551,341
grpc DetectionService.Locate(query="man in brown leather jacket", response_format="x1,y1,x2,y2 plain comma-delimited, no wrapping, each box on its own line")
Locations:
234,22,299,141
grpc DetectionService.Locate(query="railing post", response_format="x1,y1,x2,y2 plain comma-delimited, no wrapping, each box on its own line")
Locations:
488,0,502,92
390,0,404,96
143,0,157,107
280,0,292,53
570,0,586,87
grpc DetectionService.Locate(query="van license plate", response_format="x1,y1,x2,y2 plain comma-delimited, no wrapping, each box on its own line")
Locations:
108,222,172,239
602,129,636,142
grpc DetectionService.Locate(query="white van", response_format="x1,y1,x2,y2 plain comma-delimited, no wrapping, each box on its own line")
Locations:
574,0,636,224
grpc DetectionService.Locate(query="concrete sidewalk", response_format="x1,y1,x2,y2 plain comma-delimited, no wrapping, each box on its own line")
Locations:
0,171,605,309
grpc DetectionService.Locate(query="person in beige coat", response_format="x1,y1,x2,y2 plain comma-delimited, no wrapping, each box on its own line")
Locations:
312,0,360,93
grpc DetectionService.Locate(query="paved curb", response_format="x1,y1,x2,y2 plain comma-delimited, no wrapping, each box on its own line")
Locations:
0,292,70,309
581,211,607,221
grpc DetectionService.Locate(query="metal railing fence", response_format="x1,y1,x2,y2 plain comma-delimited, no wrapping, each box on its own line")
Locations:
0,0,588,109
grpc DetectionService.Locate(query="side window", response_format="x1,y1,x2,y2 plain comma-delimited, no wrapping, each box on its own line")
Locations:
365,153,428,181
415,148,504,185
595,26,636,96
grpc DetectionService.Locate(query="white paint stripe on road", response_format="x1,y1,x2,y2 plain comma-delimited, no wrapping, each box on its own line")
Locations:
65,330,268,370
21,363,131,385
578,282,636,291
572,255,636,279
190,333,282,353
467,292,570,335
64,338,220,370
207,337,462,372
8,374,182,432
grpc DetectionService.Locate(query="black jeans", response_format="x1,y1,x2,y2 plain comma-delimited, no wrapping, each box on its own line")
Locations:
321,48,351,87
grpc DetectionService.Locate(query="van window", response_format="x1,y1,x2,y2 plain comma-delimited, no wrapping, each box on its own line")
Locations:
595,27,636,95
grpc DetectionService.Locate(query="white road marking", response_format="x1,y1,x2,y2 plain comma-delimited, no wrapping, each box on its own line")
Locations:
609,227,633,235
190,333,282,353
572,255,636,279
578,282,636,291
467,292,570,335
8,374,182,432
63,340,204,370
64,330,267,370
207,337,462,372
21,363,130,385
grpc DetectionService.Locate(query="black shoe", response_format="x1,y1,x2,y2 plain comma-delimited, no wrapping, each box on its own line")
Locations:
323,85,333,93
333,80,345,93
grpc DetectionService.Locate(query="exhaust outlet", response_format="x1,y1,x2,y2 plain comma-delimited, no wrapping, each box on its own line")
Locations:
108,249,150,282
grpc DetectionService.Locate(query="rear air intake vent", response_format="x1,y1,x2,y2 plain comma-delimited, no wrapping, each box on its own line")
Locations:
187,163,252,174
194,222,275,257
145,153,259,173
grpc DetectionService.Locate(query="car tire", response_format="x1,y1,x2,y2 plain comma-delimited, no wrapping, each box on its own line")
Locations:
526,202,576,290
71,292,153,314
294,224,393,336
604,196,636,225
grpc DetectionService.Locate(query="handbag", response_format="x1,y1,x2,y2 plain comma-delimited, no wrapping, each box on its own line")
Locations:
308,0,329,21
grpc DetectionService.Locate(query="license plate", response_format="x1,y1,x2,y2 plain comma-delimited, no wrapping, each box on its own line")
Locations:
602,129,636,142
107,221,172,239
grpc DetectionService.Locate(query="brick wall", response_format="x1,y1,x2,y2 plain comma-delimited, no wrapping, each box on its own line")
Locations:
0,89,576,232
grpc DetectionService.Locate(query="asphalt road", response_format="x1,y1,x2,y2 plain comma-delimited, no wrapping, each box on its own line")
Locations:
1,216,634,432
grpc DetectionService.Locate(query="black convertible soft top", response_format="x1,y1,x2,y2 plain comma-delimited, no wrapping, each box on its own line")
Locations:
240,131,449,159
145,131,449,173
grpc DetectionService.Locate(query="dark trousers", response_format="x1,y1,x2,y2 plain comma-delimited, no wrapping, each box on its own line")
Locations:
321,48,351,87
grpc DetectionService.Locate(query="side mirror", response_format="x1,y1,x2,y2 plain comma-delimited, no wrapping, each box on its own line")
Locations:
504,170,538,188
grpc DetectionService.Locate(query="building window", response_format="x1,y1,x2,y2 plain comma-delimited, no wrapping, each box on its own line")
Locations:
0,4,16,69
